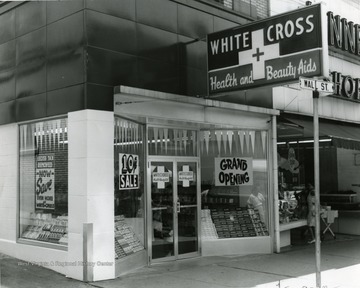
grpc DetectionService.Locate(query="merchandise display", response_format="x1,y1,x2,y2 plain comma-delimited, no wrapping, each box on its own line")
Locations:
21,213,68,245
202,208,268,239
279,190,307,224
201,209,218,239
114,215,144,260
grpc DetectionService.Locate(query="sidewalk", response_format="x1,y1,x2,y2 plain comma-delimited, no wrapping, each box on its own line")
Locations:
1,234,360,288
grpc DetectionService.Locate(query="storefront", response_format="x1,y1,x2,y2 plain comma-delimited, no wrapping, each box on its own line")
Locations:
0,0,275,282
275,113,360,248
270,1,360,249
113,86,279,269
2,0,360,283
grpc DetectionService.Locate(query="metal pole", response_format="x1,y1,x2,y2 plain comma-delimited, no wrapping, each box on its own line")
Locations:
313,90,321,288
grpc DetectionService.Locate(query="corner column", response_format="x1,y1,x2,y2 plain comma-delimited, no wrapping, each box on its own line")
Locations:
67,110,115,281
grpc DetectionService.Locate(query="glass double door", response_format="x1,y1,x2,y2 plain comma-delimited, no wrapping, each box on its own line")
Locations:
149,157,200,262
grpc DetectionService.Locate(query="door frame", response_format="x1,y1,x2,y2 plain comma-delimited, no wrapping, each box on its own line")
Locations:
147,156,201,264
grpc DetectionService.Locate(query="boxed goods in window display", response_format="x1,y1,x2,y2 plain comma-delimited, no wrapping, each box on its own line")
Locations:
200,130,270,239
21,213,68,245
19,119,68,247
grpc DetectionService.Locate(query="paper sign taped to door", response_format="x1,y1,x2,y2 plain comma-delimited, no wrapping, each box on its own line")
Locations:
152,166,170,189
178,165,194,187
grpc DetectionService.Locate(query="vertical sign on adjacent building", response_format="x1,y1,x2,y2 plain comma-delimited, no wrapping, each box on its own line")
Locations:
207,3,328,94
119,153,140,190
35,154,55,210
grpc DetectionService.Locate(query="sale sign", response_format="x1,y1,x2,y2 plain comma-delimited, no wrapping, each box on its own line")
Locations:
35,154,55,210
119,153,140,190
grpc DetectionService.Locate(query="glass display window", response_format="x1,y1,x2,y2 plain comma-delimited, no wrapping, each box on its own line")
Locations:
19,118,68,247
114,117,145,260
200,130,269,239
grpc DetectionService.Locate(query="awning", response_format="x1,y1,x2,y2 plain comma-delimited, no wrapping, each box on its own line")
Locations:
279,115,360,151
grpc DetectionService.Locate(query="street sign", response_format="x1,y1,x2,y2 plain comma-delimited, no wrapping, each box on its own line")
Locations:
299,77,334,93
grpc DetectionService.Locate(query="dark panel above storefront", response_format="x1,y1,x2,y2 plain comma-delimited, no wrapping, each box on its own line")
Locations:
0,0,269,124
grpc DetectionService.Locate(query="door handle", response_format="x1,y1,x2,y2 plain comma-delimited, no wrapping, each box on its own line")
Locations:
177,201,181,213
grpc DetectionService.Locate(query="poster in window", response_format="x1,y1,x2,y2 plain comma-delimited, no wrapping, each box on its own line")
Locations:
119,153,140,190
35,154,55,210
215,157,253,186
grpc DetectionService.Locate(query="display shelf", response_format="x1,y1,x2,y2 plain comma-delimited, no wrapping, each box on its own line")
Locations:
114,215,144,260
201,209,218,240
320,193,360,210
279,219,307,231
202,208,268,239
21,213,68,245
321,194,357,203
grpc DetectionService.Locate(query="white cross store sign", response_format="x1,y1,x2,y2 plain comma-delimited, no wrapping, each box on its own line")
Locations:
119,153,139,190
207,4,328,94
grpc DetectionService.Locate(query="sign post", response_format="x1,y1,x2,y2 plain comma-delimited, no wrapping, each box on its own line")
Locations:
299,77,334,288
313,89,321,288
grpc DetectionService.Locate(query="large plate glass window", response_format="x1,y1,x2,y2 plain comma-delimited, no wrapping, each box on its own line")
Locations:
19,118,68,247
200,130,269,239
114,117,145,260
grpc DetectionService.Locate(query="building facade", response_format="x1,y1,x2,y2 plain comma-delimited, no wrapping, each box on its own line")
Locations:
0,0,275,282
1,0,359,283
270,0,360,249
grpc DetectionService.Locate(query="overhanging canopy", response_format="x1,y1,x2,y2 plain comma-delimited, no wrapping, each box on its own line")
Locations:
279,115,360,151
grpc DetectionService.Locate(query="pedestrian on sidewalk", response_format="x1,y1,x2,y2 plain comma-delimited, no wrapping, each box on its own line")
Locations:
306,183,316,244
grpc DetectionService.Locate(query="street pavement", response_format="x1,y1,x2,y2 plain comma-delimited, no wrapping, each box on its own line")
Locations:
1,234,360,288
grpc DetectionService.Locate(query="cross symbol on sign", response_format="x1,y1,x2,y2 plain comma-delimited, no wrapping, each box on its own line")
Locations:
252,48,265,61
178,165,194,188
153,166,170,189
238,29,280,80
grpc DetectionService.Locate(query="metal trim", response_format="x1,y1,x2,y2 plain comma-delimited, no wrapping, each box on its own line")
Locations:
17,238,68,251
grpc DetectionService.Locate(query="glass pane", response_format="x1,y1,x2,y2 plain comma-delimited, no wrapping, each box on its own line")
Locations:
148,127,197,156
200,130,269,239
177,162,198,255
151,161,174,259
114,118,145,260
19,118,68,246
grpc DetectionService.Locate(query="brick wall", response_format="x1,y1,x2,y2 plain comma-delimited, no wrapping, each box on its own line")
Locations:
214,0,269,19
256,0,269,18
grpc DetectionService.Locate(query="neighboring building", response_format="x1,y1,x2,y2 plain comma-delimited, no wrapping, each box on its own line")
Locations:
0,0,274,282
270,0,360,248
